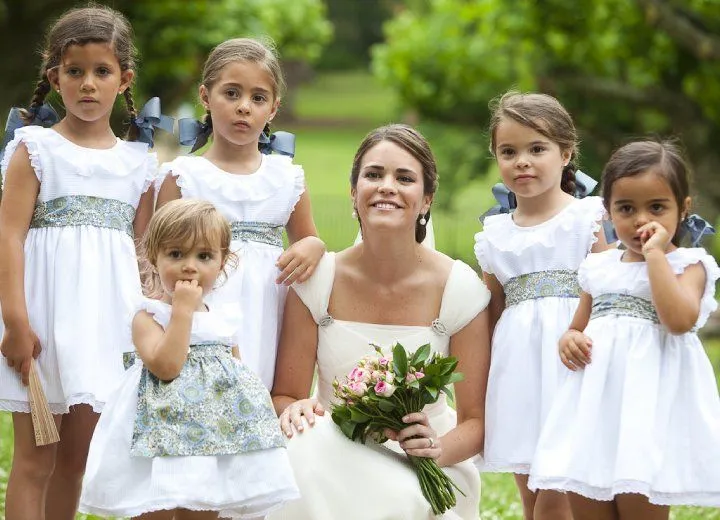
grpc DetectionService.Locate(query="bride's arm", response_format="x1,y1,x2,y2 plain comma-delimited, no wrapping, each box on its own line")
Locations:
397,309,490,467
271,288,323,437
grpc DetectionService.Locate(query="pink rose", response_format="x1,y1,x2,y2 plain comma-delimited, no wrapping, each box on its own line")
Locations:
349,381,368,396
374,380,396,397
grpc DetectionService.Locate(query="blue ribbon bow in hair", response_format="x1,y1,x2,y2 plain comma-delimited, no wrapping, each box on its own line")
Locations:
259,130,295,158
680,214,716,247
479,169,598,224
178,117,213,153
0,103,60,164
602,214,715,246
133,97,174,148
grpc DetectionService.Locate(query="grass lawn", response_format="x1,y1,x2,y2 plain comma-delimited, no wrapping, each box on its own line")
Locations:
1,70,720,519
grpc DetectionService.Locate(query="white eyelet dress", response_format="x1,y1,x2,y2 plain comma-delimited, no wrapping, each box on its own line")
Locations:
159,155,305,390
80,298,300,517
0,126,156,413
529,248,720,507
267,253,490,520
474,196,605,474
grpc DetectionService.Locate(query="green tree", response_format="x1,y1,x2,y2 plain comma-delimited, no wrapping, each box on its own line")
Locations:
0,0,331,121
373,0,720,219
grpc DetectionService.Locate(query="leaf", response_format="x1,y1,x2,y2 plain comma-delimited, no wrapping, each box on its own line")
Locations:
350,407,372,423
339,420,356,439
393,342,408,380
424,386,439,402
446,372,464,384
378,399,397,412
410,343,431,366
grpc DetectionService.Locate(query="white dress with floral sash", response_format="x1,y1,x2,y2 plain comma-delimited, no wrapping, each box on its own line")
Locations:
267,253,490,520
159,155,305,390
0,126,156,413
529,248,720,506
474,196,605,474
80,298,299,518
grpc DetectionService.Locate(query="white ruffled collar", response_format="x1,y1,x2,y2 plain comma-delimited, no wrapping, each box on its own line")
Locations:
481,196,604,254
138,297,240,344
40,126,151,178
162,154,298,203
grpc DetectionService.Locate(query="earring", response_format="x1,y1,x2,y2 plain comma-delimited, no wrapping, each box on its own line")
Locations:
419,214,427,226
351,208,358,219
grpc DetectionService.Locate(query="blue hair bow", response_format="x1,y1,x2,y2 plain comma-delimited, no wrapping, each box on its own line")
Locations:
602,214,715,247
680,214,716,247
133,97,174,148
479,170,598,223
259,130,295,158
178,117,213,153
0,103,60,164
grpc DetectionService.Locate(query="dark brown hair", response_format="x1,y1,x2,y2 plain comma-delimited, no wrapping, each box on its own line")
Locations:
21,5,139,139
489,91,579,195
200,38,285,146
140,199,236,298
350,124,437,243
601,140,690,245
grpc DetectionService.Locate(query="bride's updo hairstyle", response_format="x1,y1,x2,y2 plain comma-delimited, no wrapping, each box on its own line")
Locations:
350,124,438,243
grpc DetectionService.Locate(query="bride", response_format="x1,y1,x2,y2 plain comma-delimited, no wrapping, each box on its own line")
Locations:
268,124,491,519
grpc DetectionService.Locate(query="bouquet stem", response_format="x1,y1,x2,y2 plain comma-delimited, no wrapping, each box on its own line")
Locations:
410,455,465,515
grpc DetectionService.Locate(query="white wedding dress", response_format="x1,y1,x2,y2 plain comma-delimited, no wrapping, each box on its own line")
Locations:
268,252,490,520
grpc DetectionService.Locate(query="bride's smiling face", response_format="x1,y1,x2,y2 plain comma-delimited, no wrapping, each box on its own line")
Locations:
352,140,432,235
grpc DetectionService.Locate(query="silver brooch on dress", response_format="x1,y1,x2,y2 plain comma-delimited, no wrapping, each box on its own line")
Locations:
431,319,447,336
318,314,334,327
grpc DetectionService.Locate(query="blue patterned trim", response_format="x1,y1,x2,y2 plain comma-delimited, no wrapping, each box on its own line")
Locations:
230,220,283,247
504,269,580,308
130,341,285,457
30,196,135,237
590,293,659,324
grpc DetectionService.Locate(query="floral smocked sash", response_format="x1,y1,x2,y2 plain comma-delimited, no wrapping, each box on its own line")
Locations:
130,341,285,457
504,269,580,308
30,195,135,238
590,293,659,324
230,220,283,247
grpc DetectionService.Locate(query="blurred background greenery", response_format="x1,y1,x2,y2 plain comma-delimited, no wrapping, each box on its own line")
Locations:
0,0,719,518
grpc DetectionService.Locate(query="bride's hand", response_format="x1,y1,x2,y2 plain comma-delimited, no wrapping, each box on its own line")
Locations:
279,397,325,438
385,412,441,460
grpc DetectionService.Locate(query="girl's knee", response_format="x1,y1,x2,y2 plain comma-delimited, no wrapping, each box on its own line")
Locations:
11,449,57,483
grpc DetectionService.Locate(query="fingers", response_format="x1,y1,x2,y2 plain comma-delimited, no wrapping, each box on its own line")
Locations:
295,263,316,284
276,257,301,285
396,418,441,458
20,358,32,386
280,399,319,438
313,401,326,416
32,333,42,359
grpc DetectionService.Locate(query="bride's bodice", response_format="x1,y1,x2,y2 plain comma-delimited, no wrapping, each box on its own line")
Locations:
292,253,490,435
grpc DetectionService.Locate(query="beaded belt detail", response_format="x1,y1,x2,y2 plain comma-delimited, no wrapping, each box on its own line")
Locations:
504,269,580,308
30,195,135,238
590,293,659,324
230,221,283,247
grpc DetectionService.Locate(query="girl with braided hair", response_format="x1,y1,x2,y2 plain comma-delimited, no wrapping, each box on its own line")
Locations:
475,91,612,520
0,6,157,519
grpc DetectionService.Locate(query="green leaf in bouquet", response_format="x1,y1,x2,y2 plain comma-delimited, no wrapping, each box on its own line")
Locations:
446,372,464,384
423,386,439,402
349,407,372,423
422,364,442,376
442,385,456,404
331,407,351,426
409,380,421,391
410,343,431,367
339,419,356,439
378,399,397,412
393,342,408,380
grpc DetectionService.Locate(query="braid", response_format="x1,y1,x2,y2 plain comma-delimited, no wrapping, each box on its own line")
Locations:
561,162,577,196
203,110,214,133
20,74,52,124
124,89,139,141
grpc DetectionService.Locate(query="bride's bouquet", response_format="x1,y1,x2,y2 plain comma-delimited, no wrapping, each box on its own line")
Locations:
331,342,465,515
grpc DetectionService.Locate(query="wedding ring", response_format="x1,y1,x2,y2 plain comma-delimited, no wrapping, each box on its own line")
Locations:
428,437,436,449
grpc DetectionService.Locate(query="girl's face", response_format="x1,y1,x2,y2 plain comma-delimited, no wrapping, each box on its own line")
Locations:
200,60,279,149
608,170,689,261
352,140,432,237
49,43,133,123
494,118,571,200
155,236,225,304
